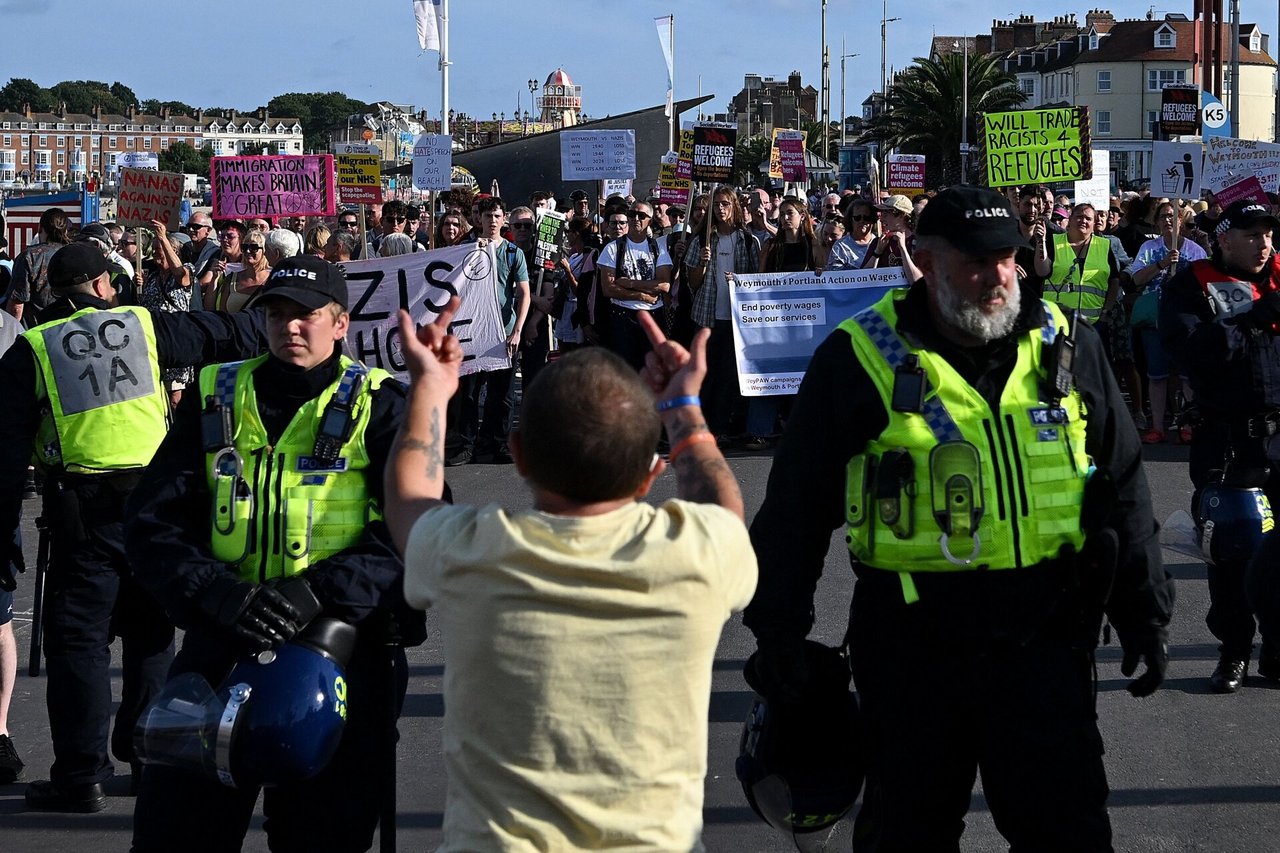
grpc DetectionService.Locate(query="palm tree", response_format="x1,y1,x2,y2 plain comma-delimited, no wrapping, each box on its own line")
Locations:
858,52,1026,187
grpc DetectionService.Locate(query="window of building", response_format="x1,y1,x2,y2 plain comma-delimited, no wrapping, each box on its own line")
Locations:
1097,110,1111,134
1046,76,1055,99
38,135,47,146
1147,110,1159,135
56,122,65,131
21,152,28,164
57,152,65,165
1155,25,1175,49
1,135,9,146
1,122,9,130
293,141,302,151
161,138,169,148
1097,70,1111,92
74,137,82,148
143,137,152,149
126,137,135,149
1020,78,1035,95
1147,69,1186,91
1224,68,1234,93
107,136,116,147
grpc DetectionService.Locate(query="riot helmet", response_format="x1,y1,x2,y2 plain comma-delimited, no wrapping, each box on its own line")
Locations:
1197,467,1274,565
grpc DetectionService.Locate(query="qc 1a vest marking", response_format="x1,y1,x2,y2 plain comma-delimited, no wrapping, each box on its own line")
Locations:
841,291,1091,575
1045,232,1110,323
25,306,168,474
1189,256,1280,325
201,354,388,584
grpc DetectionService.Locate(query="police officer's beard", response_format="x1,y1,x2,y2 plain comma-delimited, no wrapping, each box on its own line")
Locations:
933,273,1021,342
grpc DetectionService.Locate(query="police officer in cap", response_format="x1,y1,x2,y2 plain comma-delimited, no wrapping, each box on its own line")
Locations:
127,255,429,852
0,241,268,812
1161,200,1280,692
745,185,1174,851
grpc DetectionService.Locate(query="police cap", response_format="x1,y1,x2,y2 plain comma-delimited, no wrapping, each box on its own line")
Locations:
48,242,109,289
253,255,349,311
915,185,1029,254
1216,201,1280,235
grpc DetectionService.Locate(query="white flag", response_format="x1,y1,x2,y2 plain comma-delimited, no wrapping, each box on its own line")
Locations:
414,0,443,51
655,15,674,118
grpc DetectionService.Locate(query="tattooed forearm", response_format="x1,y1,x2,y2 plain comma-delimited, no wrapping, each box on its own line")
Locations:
667,419,710,444
396,406,444,481
672,453,743,510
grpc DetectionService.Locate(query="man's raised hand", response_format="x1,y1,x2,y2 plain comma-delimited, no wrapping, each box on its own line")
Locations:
636,310,709,403
396,296,463,394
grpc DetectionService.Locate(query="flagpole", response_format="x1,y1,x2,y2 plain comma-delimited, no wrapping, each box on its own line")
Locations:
440,0,450,137
669,14,676,152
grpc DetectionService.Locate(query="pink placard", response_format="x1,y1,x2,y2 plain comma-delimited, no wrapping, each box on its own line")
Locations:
777,136,807,181
1212,175,1268,208
211,155,336,219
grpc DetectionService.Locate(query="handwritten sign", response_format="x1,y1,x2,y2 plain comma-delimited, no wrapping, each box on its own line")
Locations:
1204,137,1280,194
412,133,452,192
211,155,335,218
116,168,184,229
117,152,158,171
886,153,926,196
981,107,1091,187
560,130,636,180
601,178,633,199
333,144,381,205
1073,149,1111,209
690,121,737,183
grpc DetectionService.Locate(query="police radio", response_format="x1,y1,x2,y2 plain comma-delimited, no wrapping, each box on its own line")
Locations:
312,373,364,465
1045,314,1076,402
201,396,234,453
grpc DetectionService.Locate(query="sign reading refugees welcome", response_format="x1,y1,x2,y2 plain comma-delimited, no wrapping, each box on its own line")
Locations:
981,107,1091,187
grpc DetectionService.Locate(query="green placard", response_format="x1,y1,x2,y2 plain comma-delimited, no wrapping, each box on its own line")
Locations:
981,106,1092,187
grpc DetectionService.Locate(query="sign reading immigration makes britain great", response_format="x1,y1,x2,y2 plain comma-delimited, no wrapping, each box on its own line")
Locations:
981,107,1091,187
211,155,336,218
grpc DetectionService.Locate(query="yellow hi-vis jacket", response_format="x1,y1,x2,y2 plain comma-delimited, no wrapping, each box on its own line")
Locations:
1044,232,1111,324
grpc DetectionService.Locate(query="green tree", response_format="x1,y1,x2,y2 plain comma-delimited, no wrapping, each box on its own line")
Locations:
141,99,197,117
0,77,54,112
267,92,368,153
858,53,1026,187
159,142,215,178
732,134,773,187
110,81,139,111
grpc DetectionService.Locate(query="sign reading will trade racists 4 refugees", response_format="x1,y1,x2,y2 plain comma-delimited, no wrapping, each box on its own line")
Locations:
981,106,1092,187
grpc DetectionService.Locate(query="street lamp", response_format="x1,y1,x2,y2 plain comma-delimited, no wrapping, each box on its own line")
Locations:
840,43,860,147
881,0,901,187
955,38,970,183
528,78,538,124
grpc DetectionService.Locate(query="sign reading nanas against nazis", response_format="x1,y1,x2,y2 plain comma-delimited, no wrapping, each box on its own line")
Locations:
211,155,336,218
116,168,184,230
690,122,737,183
981,107,1092,187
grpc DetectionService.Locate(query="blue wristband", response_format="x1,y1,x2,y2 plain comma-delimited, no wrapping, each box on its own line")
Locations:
656,395,700,412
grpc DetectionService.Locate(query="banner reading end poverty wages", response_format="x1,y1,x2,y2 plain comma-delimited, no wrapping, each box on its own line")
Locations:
729,267,908,396
342,241,508,380
982,107,1091,187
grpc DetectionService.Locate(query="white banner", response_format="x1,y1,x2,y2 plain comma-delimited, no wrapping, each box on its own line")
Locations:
342,241,508,380
413,0,443,51
1204,137,1280,194
655,15,674,117
117,152,158,171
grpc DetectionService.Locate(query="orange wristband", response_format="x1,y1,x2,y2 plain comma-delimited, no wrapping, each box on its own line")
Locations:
668,431,717,464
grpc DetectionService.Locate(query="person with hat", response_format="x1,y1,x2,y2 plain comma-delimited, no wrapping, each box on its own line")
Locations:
745,184,1173,850
125,255,429,850
0,240,269,812
1161,199,1280,692
862,194,923,282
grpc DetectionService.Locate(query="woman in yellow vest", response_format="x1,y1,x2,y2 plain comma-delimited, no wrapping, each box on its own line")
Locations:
1044,203,1122,325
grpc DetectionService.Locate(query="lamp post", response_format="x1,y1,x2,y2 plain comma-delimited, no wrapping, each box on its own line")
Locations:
880,0,900,187
840,43,860,147
528,78,538,124
957,37,970,183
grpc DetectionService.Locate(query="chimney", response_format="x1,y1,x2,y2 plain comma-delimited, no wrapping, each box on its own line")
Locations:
1085,9,1116,30
92,104,102,120
788,71,802,92
160,106,171,120
257,107,267,121
127,105,137,122
196,108,204,123
57,101,67,118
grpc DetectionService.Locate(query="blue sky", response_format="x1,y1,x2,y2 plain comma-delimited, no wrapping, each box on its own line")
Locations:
1,0,1276,120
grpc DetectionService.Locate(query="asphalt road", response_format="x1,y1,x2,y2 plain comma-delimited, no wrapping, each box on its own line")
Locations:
1,441,1278,852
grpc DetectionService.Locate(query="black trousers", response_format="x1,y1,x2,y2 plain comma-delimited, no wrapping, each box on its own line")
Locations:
132,629,409,853
43,476,174,787
449,367,515,455
606,305,656,372
847,570,1112,853
702,319,745,436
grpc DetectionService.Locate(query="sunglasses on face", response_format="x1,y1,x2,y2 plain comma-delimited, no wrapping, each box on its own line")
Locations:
628,212,651,220
243,245,263,253
849,214,877,222
340,220,359,228
511,222,534,229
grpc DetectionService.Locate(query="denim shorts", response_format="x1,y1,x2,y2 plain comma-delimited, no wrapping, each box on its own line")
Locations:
0,587,12,627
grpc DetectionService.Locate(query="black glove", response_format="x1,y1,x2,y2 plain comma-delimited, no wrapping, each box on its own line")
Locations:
198,575,302,650
0,533,25,593
1250,291,1280,330
267,575,323,628
746,637,812,705
1120,625,1169,698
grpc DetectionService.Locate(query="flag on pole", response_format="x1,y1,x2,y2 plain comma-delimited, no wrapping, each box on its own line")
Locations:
655,15,674,118
414,0,444,51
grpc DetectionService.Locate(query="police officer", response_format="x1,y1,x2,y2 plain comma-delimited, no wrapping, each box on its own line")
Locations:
126,255,427,852
0,241,267,812
1161,200,1280,692
745,186,1174,852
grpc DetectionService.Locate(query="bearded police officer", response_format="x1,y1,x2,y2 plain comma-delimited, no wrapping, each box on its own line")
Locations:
745,186,1174,851
127,255,427,852
1161,200,1280,692
0,242,267,812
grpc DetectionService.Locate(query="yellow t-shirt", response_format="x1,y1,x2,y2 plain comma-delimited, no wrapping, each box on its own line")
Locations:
404,499,758,853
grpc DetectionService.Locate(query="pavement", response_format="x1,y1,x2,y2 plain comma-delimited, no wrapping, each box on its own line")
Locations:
2,440,1279,851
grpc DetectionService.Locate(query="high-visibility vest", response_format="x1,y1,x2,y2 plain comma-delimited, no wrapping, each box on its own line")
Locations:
24,305,169,474
840,290,1091,599
200,354,389,583
1045,233,1111,323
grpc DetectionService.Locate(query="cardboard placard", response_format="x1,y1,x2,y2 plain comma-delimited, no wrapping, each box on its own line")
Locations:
886,154,926,196
211,155,335,218
690,122,737,184
1204,137,1280,194
559,130,637,180
116,168,184,229
981,107,1091,187
412,134,452,192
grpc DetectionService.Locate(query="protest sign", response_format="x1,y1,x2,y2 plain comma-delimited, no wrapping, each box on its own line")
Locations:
533,209,567,270
657,151,691,206
1073,149,1111,209
690,121,737,183
729,267,908,396
886,154,926,196
412,133,452,192
1213,174,1269,207
116,168,183,230
333,143,381,205
981,106,1091,187
117,152,158,171
343,241,508,380
560,130,637,180
1152,141,1203,200
211,155,335,218
768,130,807,182
1160,85,1201,138
602,178,633,199
1203,137,1280,194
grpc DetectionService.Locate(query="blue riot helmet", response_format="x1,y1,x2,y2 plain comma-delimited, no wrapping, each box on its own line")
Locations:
736,641,864,852
1197,470,1274,565
135,617,357,788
